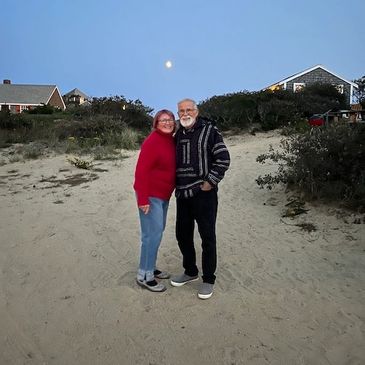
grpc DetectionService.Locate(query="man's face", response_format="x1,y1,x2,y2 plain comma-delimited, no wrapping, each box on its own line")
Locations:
178,101,198,129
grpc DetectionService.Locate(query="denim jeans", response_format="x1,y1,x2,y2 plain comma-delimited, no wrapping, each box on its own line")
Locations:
176,189,218,284
137,197,169,282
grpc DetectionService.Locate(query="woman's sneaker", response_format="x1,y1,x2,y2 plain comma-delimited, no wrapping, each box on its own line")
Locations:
136,278,166,292
154,269,170,279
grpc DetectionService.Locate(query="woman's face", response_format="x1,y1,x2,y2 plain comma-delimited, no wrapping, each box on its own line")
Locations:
156,113,175,134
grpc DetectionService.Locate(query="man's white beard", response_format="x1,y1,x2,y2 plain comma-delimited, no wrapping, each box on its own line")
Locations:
180,116,195,128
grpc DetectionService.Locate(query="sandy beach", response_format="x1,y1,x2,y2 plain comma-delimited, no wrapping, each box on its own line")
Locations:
0,131,364,365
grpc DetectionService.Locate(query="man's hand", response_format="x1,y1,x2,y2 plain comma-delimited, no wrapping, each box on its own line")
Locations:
201,181,213,191
139,205,150,214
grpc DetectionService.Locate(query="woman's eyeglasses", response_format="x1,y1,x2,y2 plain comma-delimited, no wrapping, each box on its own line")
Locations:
158,119,174,124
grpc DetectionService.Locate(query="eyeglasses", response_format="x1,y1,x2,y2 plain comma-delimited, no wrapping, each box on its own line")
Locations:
158,119,174,124
178,108,197,115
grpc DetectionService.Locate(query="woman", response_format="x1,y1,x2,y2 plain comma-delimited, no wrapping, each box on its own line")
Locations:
134,109,176,292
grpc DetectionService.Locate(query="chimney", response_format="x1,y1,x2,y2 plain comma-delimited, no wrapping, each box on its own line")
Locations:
3,79,11,84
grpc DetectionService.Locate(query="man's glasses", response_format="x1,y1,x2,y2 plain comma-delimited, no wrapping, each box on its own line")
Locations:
158,119,174,124
178,108,197,115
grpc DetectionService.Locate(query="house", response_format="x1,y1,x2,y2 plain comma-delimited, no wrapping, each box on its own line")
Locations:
63,88,91,106
0,80,66,113
264,65,358,105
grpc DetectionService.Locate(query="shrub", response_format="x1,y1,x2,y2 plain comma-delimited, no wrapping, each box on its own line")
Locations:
103,128,141,150
295,83,348,117
256,96,299,131
199,92,257,130
0,109,32,129
281,118,311,136
85,96,153,131
198,85,347,132
67,156,92,169
21,142,46,159
26,104,57,114
54,117,143,150
256,123,365,211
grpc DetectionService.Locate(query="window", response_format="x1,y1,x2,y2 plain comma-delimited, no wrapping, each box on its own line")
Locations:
335,84,344,94
293,83,306,92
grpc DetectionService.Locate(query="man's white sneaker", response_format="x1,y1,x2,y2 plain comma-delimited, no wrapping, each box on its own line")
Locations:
198,283,214,299
170,273,199,287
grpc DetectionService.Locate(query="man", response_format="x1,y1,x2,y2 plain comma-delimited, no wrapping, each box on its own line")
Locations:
170,98,230,299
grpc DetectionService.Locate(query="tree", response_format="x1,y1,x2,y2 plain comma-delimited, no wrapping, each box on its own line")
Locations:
73,95,153,131
294,83,347,116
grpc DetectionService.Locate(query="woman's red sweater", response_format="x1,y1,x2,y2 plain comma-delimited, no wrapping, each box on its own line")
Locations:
133,129,176,206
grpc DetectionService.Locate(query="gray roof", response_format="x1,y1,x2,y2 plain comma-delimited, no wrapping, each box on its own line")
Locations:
0,84,58,105
63,88,89,100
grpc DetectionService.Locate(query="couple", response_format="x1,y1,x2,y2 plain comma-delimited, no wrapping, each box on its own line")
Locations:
133,98,230,299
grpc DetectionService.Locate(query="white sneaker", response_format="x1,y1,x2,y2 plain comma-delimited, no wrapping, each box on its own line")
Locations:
170,273,199,287
198,283,214,299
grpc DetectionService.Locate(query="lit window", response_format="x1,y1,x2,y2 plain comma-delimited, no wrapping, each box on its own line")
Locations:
293,83,306,92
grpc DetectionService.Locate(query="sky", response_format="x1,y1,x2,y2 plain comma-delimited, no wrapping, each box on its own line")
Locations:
1,0,364,114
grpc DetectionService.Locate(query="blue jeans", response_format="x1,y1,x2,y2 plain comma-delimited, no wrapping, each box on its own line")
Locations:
137,197,169,282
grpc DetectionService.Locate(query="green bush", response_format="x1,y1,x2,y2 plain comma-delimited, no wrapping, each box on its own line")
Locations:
80,96,153,132
256,94,299,131
281,118,311,136
0,109,32,129
53,116,144,149
256,123,365,211
295,83,348,117
199,92,257,130
199,85,347,132
26,104,58,114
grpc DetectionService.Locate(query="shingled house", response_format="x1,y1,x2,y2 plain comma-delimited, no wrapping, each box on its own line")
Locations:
264,65,358,105
0,80,66,113
63,88,91,106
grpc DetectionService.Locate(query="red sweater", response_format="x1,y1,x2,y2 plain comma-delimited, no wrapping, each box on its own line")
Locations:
133,129,176,206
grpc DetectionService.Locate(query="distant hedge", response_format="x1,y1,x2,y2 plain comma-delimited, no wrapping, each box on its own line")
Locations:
198,84,347,131
0,96,152,149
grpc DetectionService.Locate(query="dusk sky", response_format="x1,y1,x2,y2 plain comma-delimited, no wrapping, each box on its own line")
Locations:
2,0,364,114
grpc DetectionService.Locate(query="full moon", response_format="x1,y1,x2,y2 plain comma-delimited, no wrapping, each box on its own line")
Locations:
165,60,172,69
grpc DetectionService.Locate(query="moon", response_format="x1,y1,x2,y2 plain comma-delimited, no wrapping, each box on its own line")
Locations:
165,60,172,69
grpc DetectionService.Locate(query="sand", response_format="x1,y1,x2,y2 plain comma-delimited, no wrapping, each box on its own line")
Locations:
0,132,364,365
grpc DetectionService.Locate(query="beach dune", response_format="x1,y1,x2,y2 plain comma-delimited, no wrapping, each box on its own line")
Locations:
1,132,364,365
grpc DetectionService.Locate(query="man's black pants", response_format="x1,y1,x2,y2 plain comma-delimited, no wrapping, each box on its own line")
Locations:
176,189,218,284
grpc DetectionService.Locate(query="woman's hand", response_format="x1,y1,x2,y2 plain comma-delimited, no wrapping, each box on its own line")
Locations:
139,205,150,214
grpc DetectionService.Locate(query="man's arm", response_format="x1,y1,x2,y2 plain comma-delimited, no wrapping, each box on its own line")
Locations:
205,127,230,187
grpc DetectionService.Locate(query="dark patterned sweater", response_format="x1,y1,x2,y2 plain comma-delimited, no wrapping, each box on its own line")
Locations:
175,117,230,199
